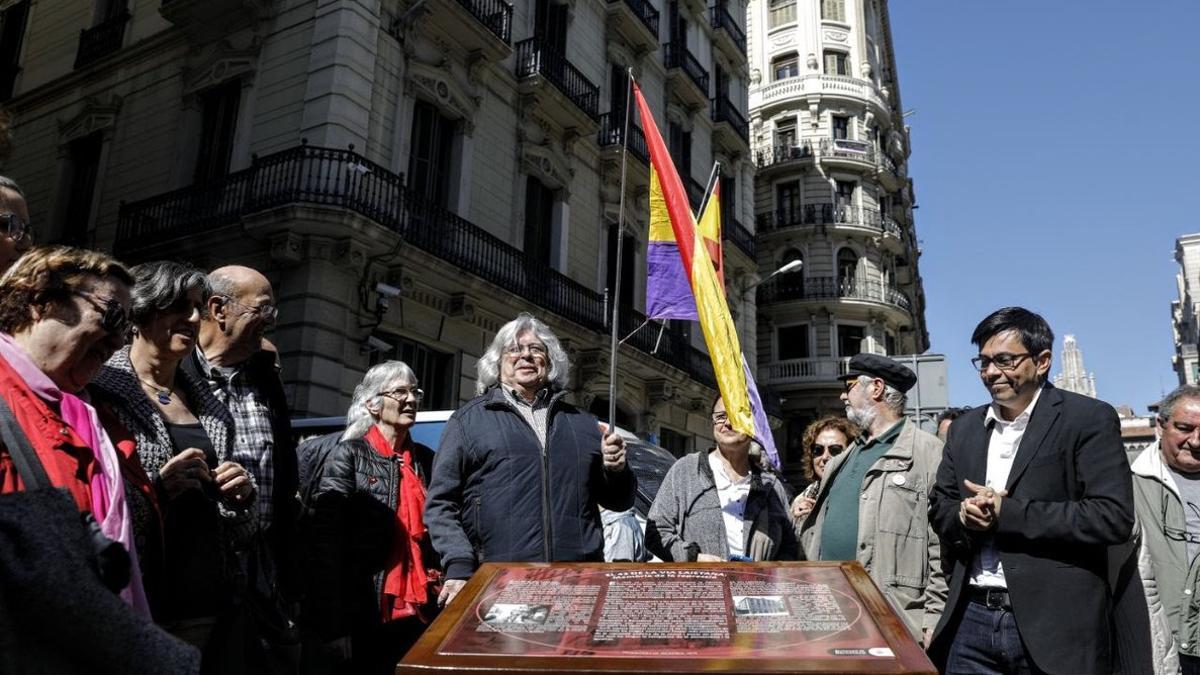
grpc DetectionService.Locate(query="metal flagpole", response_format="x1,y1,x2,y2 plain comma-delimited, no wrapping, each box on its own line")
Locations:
607,68,635,430
695,161,721,220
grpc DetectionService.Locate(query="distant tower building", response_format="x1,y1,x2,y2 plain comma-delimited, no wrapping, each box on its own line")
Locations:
1173,234,1200,385
1053,335,1097,398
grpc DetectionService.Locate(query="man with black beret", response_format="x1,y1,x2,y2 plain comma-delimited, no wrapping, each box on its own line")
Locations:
798,353,947,644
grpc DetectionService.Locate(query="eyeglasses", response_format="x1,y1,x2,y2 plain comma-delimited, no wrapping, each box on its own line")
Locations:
1,212,33,243
971,353,1034,372
504,343,548,358
1162,492,1200,544
810,443,845,457
711,412,728,425
843,378,863,394
71,291,130,338
221,296,278,321
381,387,424,402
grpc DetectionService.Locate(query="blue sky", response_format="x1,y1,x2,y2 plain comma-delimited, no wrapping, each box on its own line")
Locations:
887,1,1200,413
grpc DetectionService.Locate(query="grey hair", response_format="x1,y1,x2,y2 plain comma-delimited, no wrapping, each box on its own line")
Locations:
341,360,418,442
128,260,211,326
475,312,570,395
207,269,238,299
858,374,907,414
0,175,22,198
1157,385,1200,422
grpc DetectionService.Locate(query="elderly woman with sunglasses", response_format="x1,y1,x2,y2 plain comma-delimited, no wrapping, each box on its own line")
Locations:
303,361,440,674
790,416,860,522
89,260,255,654
646,395,797,562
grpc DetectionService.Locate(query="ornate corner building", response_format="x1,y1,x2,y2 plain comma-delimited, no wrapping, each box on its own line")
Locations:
0,0,757,452
1173,233,1200,386
747,0,928,483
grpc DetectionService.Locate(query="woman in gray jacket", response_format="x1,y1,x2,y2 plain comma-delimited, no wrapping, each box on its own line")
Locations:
645,395,797,562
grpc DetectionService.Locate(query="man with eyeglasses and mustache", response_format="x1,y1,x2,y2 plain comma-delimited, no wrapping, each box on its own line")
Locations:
183,265,302,608
1129,384,1200,673
928,307,1134,675
1,175,33,275
797,353,946,645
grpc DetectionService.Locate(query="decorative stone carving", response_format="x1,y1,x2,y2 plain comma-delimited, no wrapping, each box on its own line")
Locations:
860,61,873,79
58,95,122,144
806,53,819,70
771,30,796,48
183,50,258,94
520,140,574,195
824,30,847,42
406,61,481,136
749,68,761,85
268,232,303,266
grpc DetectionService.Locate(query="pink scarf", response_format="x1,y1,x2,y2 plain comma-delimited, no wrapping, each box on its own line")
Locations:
0,333,151,618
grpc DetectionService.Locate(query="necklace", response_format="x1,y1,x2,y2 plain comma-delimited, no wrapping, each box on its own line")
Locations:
138,377,174,405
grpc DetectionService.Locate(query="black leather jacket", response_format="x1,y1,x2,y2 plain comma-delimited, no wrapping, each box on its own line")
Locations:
303,436,435,639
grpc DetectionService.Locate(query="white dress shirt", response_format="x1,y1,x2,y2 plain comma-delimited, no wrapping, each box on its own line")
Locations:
969,387,1044,589
708,450,751,558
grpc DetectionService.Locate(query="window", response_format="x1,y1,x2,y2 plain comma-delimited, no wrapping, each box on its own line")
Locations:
720,173,736,223
836,247,859,289
524,177,556,266
609,64,629,119
776,182,799,221
837,324,864,358
534,0,568,54
193,79,241,183
659,428,690,458
821,0,845,23
823,50,850,76
408,100,456,209
768,0,796,29
93,0,127,25
62,133,103,246
772,53,799,81
835,180,855,220
777,247,803,295
668,122,692,181
668,1,687,45
778,324,810,360
368,334,456,409
606,226,636,309
775,117,796,149
714,64,729,100
885,332,897,355
832,115,849,140
0,1,30,101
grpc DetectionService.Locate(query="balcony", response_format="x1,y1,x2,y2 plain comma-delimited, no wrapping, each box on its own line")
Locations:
597,112,648,166
722,216,755,260
413,0,513,60
116,144,718,388
751,74,888,118
663,42,709,110
819,137,875,170
709,5,746,62
159,0,271,38
761,357,851,388
605,0,659,54
710,97,749,155
515,38,600,128
756,142,814,175
74,10,130,70
756,203,900,238
757,276,912,313
686,175,706,212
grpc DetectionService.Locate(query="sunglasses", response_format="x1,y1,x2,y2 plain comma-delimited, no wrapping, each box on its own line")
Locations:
71,291,130,338
810,443,844,457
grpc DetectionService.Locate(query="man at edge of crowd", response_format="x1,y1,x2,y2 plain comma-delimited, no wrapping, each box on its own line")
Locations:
1,175,32,275
928,306,1134,674
798,353,946,643
424,313,635,607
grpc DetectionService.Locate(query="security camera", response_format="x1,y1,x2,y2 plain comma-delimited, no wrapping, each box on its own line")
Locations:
364,335,394,352
375,282,402,298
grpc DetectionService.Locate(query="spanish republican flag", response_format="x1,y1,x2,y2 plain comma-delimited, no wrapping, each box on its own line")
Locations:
633,82,754,439
647,181,723,320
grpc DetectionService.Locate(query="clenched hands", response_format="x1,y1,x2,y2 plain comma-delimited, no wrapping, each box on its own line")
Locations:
959,479,1006,531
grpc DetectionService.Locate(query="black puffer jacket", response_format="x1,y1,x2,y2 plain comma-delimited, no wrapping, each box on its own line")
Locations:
424,387,636,580
303,437,435,640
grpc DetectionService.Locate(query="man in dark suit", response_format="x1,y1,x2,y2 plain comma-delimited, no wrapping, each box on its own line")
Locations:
928,307,1134,674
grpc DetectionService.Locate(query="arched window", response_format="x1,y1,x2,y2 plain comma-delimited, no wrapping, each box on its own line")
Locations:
778,248,804,298
836,247,858,294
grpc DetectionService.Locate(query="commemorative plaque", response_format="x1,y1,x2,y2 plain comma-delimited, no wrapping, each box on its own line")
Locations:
399,561,935,674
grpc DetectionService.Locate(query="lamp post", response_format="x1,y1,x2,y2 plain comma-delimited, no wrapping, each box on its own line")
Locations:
737,258,803,355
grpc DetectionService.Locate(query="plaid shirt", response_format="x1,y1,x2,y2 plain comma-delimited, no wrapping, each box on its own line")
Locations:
195,350,276,531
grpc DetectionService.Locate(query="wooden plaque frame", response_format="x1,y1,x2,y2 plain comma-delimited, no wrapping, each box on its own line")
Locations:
399,561,935,674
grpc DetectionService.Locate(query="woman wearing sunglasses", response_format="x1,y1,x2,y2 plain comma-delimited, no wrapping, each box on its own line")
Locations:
89,260,256,659
302,360,440,674
646,395,797,563
790,416,860,521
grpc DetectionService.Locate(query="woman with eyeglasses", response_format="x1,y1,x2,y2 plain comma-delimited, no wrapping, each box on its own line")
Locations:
89,260,256,658
645,395,797,563
0,175,32,275
790,416,860,522
302,360,440,675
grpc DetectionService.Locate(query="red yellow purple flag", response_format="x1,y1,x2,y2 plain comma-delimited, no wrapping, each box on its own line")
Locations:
632,82,754,439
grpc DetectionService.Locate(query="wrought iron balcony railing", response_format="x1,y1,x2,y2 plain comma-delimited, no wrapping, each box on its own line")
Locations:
597,112,648,165
455,0,513,43
756,204,903,237
663,41,709,95
711,97,748,144
515,38,600,120
609,0,659,38
757,275,911,311
820,137,876,163
709,5,746,55
685,175,706,211
756,142,814,168
723,216,754,259
74,10,130,69
117,144,717,385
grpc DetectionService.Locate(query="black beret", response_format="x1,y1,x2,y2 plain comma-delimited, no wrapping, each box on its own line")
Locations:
837,354,918,393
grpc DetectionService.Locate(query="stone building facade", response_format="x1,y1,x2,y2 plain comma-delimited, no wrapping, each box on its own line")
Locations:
746,0,927,483
1174,233,1200,386
0,0,757,454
